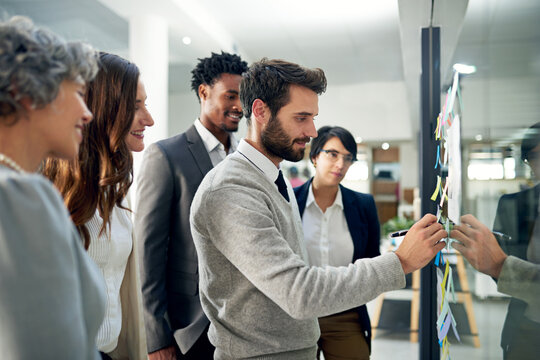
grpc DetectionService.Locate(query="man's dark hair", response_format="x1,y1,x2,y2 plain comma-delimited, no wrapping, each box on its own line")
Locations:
309,126,357,163
190,51,248,102
240,58,327,125
521,122,540,162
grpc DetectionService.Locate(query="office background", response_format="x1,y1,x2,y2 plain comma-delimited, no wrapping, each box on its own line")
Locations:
2,0,539,358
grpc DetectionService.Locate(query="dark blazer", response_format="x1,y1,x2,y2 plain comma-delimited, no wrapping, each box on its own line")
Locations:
135,125,214,354
294,178,381,346
493,183,540,353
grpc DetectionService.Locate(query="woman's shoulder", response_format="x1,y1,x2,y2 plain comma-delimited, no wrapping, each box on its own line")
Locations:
293,177,311,197
0,170,74,244
340,184,374,202
0,170,66,211
0,170,88,282
1,170,57,195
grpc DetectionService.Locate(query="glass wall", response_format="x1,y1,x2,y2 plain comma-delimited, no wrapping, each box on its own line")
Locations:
442,0,540,359
368,1,540,359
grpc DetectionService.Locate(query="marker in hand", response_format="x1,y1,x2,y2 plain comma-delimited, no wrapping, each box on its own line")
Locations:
390,230,409,238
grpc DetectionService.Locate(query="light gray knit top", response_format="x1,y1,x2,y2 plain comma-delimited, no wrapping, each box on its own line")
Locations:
0,166,106,360
190,142,406,360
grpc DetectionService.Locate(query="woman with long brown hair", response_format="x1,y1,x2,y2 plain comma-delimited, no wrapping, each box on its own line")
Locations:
43,52,154,360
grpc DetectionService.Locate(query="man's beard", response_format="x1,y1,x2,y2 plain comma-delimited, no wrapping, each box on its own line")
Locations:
261,115,310,162
221,123,238,132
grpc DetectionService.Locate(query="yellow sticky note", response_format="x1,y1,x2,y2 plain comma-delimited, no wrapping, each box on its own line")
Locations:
431,176,441,201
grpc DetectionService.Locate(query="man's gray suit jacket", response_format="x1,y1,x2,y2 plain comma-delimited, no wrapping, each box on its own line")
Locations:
135,125,213,354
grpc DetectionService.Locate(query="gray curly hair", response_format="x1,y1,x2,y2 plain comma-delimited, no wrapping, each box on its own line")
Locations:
0,16,98,122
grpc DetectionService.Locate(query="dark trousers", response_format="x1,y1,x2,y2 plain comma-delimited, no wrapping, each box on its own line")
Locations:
100,352,113,360
317,310,370,360
176,326,215,360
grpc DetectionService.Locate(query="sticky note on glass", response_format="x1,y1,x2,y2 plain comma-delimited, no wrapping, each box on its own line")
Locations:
431,175,441,201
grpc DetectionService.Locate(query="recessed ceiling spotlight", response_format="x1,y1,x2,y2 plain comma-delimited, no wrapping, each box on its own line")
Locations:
355,136,363,143
381,142,390,150
182,36,192,45
453,63,476,74
475,134,483,141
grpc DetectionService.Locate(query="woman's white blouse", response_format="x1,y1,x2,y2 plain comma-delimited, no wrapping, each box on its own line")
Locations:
87,201,133,353
302,184,354,267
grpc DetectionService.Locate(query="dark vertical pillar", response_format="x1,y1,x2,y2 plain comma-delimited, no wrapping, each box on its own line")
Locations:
419,26,440,360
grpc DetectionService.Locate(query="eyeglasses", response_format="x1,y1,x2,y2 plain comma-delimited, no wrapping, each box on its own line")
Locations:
319,149,355,165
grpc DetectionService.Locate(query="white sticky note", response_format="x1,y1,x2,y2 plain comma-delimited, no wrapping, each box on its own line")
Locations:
447,115,461,225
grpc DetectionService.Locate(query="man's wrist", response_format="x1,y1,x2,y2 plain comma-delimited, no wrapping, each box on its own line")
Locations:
394,250,412,274
491,253,508,279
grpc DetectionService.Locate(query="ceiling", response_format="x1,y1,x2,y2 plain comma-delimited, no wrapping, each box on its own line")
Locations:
450,0,540,144
2,0,539,145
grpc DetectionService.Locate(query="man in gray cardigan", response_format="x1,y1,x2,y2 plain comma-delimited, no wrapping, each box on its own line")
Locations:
190,58,447,359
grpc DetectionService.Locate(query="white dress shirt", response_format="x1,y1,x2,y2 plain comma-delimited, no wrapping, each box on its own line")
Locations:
87,201,133,353
235,139,294,202
302,184,354,267
194,118,238,167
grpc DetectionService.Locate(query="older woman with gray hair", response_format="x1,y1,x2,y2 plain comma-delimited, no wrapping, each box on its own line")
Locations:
0,16,106,359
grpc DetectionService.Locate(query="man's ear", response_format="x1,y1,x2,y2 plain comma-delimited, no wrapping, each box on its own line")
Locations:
198,84,209,101
252,99,269,125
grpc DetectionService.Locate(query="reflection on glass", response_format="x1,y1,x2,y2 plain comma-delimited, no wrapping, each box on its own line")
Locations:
453,0,540,356
503,158,516,180
490,123,540,359
467,159,504,180
467,145,532,181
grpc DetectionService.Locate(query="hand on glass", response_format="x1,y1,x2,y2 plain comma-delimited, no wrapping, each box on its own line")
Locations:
394,214,447,274
450,214,508,279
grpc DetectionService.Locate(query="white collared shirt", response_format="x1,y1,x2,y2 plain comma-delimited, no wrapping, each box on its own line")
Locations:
235,139,293,203
302,184,354,267
194,118,238,167
87,201,132,352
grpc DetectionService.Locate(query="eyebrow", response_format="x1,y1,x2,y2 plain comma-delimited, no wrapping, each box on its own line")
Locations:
226,90,239,94
294,111,316,116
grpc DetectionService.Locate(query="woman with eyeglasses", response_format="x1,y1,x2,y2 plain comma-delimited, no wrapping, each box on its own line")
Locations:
293,126,381,360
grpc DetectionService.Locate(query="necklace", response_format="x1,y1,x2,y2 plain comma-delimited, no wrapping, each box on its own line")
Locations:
0,153,25,173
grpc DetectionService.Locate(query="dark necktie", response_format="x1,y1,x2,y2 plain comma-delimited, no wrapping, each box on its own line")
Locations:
274,170,290,202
